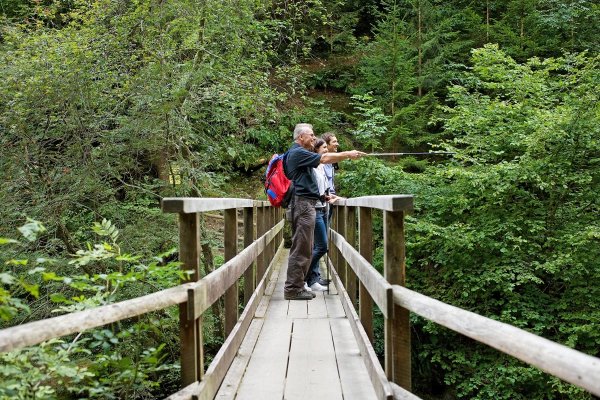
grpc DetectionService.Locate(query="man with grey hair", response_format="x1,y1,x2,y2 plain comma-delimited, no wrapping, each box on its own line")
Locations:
283,123,366,300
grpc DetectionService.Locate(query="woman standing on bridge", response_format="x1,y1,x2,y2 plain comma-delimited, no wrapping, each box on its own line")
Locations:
304,139,338,292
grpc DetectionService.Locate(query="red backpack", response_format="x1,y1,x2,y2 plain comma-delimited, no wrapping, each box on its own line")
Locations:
264,152,294,207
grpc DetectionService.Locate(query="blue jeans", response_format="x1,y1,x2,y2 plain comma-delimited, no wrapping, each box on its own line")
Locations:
305,209,328,286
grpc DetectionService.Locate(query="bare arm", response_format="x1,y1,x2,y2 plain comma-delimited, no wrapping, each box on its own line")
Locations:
320,150,366,164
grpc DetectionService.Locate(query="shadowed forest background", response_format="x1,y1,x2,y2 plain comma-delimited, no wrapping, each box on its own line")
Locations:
0,0,598,398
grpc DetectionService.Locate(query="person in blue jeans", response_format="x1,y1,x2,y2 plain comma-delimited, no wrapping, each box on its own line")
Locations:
322,132,341,225
305,139,338,291
283,124,365,301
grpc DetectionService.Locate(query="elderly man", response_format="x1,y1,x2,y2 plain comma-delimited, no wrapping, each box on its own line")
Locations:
283,123,365,300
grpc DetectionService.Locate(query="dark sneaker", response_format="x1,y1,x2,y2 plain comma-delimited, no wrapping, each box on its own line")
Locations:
284,289,314,301
318,278,331,286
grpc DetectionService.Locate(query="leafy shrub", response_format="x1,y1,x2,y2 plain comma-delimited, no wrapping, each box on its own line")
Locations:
0,220,187,399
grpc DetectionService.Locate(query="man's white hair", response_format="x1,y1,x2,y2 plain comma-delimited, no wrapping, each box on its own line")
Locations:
293,123,313,140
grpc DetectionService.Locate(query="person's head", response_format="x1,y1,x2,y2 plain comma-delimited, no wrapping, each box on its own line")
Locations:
322,132,339,153
293,123,316,149
313,138,327,154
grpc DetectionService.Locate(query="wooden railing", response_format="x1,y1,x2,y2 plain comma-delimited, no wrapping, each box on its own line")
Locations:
2,195,599,400
160,198,284,400
0,197,284,400
329,195,600,399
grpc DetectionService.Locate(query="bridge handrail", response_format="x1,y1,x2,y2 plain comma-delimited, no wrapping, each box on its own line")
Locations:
0,197,286,400
0,217,282,354
392,284,600,396
336,195,414,212
161,197,268,213
329,194,600,398
0,283,190,353
330,229,392,317
187,219,284,319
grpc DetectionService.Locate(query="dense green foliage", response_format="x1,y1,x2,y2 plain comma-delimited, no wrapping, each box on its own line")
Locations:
1,219,184,398
340,46,599,399
1,0,598,398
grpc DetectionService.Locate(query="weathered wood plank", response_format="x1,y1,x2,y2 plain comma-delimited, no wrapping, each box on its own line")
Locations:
0,283,190,353
256,206,267,282
307,291,328,318
224,209,239,337
287,298,308,318
178,212,203,384
214,318,264,399
243,207,255,306
193,254,273,400
384,210,410,389
254,293,271,319
285,318,343,400
164,381,200,400
331,265,394,400
337,195,414,212
324,295,346,319
392,285,600,397
337,206,347,286
346,206,358,309
330,318,379,400
330,230,392,318
235,318,293,400
390,382,423,400
161,198,260,214
359,206,374,344
189,220,284,319
263,257,289,319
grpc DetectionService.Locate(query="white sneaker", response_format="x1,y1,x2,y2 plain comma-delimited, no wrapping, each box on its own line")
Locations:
309,282,328,291
304,282,313,292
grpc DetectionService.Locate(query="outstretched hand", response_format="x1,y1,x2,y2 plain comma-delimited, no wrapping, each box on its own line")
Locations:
347,150,366,160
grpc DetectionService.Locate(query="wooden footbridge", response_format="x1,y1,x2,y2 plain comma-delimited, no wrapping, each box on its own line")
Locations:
1,196,599,399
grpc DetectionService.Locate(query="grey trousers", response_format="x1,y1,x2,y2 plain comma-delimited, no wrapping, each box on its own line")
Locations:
284,196,316,296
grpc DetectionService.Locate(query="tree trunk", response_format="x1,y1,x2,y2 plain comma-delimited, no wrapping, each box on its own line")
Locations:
486,0,490,42
417,1,422,97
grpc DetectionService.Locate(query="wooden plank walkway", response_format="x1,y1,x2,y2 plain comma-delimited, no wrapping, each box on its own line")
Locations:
215,249,379,400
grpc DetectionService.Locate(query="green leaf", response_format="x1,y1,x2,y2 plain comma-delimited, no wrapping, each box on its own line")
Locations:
0,273,16,285
17,219,46,242
50,293,69,303
0,238,19,245
5,259,28,266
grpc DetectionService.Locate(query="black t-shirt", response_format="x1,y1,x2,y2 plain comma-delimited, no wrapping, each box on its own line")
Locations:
284,143,321,199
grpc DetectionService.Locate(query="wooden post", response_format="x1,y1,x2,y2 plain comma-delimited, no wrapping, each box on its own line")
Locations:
269,207,275,262
280,208,284,247
337,206,347,286
359,207,374,344
346,206,358,309
265,207,271,265
224,208,238,337
384,210,411,390
328,207,334,271
243,207,255,305
178,212,203,385
256,206,266,282
331,206,339,274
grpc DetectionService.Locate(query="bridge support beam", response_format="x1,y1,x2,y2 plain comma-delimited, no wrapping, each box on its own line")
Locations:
256,206,266,281
224,208,239,337
358,207,374,344
243,207,255,306
337,206,347,285
346,206,358,309
384,210,411,391
178,212,203,386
